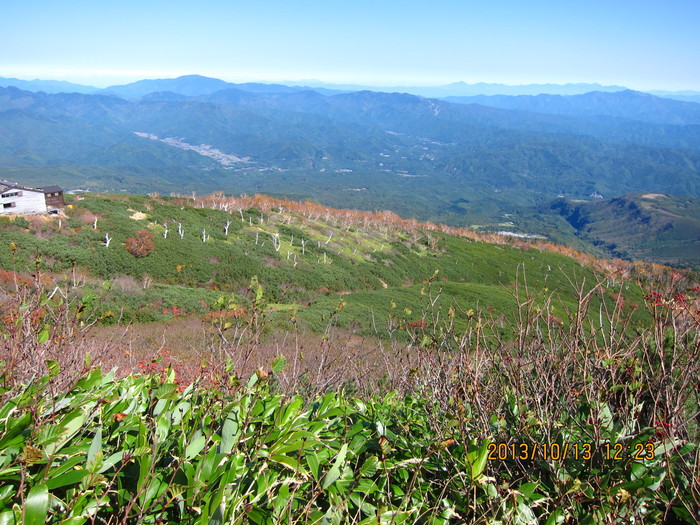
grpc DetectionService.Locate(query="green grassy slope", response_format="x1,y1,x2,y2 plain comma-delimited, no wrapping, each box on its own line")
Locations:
0,193,650,334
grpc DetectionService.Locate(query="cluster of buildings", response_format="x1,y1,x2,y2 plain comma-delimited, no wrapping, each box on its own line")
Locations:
0,179,66,215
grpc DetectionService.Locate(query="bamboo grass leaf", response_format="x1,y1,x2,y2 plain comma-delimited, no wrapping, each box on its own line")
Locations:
322,443,348,489
23,484,49,525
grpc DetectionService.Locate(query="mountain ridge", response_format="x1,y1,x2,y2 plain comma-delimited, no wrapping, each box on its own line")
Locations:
444,90,700,125
4,73,699,98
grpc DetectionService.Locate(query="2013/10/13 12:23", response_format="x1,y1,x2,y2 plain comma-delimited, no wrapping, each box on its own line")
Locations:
487,442,657,462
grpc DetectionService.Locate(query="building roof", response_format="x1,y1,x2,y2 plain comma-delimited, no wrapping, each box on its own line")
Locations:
0,179,63,194
39,185,63,193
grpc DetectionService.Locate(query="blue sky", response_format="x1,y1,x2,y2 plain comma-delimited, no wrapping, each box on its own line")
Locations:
1,0,699,90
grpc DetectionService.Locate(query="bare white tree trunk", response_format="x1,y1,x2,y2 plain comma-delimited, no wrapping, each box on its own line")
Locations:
271,233,281,252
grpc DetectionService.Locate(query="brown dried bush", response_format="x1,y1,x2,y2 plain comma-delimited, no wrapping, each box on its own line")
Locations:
125,230,154,257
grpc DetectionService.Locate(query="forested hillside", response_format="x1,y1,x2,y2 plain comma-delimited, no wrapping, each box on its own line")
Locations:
547,193,700,270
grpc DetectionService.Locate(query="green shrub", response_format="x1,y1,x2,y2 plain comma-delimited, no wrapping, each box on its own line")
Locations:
11,216,29,229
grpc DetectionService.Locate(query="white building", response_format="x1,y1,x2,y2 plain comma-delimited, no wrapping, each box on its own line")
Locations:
0,180,65,215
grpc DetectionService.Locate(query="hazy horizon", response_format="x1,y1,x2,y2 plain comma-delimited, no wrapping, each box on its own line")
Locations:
2,68,698,96
0,72,641,91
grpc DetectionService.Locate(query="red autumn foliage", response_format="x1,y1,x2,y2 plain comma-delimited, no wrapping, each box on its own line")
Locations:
0,269,33,288
163,305,185,317
201,308,246,322
125,230,155,258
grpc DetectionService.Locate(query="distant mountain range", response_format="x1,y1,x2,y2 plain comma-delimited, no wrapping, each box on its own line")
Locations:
3,74,700,101
1,74,699,267
0,77,99,94
444,91,700,125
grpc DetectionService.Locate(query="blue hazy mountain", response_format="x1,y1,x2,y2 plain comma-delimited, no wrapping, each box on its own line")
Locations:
291,80,632,98
0,76,98,94
444,90,700,125
5,74,699,102
99,75,316,99
0,75,629,98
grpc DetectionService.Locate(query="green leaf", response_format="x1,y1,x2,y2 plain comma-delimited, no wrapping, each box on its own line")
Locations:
359,456,379,478
220,411,241,454
273,483,291,516
518,482,538,499
271,355,286,374
186,433,207,460
246,373,259,390
0,412,31,449
155,413,171,441
97,451,124,474
544,508,565,525
307,451,321,481
598,403,613,432
87,427,102,464
378,510,414,524
612,476,659,493
37,330,49,344
322,443,348,489
277,398,304,428
0,511,18,525
0,485,15,505
470,441,490,481
73,368,104,391
44,410,85,456
23,484,49,525
44,468,89,490
270,454,301,472
60,517,88,525
45,360,60,378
